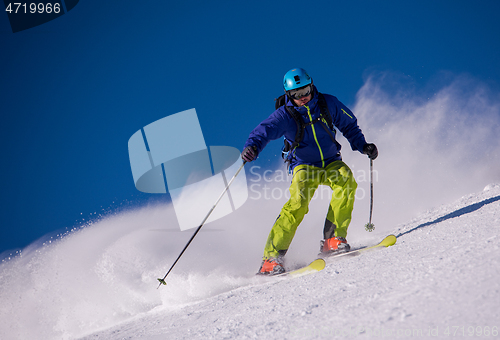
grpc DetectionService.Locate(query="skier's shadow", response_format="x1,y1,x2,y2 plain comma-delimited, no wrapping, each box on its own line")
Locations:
396,195,500,238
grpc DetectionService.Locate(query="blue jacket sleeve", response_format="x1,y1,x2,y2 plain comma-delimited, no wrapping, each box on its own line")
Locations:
243,108,291,156
324,94,367,152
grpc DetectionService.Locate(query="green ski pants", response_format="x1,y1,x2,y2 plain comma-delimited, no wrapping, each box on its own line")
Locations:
263,160,357,259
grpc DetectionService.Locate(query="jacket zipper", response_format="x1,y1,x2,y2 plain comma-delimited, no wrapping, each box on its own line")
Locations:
305,105,325,167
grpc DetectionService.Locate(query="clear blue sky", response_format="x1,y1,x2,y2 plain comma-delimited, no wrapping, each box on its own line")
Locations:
1,0,499,254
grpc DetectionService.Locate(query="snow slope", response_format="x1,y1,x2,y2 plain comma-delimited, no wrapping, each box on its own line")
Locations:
1,184,499,340
77,184,500,340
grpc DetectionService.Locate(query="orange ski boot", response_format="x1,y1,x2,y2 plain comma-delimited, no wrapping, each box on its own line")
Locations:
319,237,351,257
257,257,285,275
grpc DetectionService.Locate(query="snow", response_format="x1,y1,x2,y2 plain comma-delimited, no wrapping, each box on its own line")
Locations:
2,184,498,339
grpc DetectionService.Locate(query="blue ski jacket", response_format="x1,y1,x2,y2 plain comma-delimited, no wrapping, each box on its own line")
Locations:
243,87,367,171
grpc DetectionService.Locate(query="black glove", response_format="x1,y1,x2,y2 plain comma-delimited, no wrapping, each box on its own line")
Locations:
363,143,378,160
241,146,257,162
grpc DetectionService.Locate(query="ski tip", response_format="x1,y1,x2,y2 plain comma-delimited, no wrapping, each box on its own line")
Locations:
286,258,326,278
314,258,326,271
381,235,397,247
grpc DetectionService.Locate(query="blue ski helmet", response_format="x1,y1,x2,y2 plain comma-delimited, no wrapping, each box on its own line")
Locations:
283,68,312,91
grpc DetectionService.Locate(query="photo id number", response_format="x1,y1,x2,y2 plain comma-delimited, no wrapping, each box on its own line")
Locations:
6,3,62,14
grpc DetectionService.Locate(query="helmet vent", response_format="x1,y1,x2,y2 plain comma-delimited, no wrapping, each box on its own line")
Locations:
294,75,301,84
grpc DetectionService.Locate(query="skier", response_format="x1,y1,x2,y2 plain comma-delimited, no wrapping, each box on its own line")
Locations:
241,68,378,275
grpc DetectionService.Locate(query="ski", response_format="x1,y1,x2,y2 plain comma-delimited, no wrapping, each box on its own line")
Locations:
321,234,397,262
265,235,396,278
278,258,326,278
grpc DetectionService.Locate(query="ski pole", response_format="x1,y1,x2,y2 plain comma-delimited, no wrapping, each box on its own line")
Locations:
364,159,375,232
157,160,247,288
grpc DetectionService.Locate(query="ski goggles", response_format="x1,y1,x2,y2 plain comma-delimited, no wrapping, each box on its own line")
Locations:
288,85,312,99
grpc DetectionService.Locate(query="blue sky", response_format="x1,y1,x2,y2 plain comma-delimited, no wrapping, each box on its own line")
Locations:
1,0,499,255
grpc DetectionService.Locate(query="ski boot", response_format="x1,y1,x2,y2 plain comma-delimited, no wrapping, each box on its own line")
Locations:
257,257,285,275
319,237,351,257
